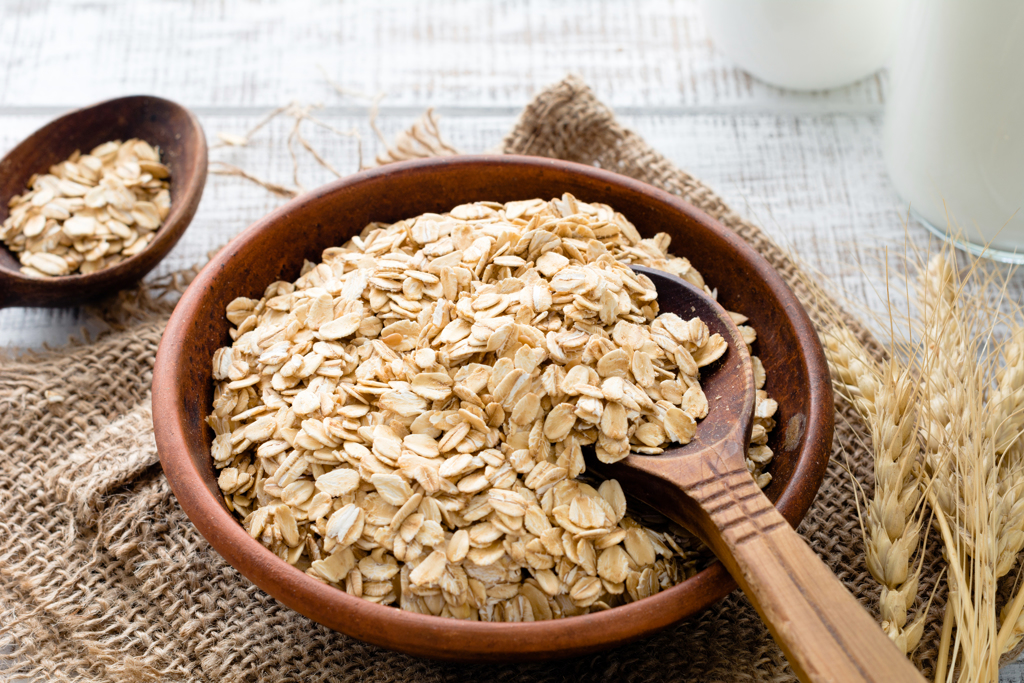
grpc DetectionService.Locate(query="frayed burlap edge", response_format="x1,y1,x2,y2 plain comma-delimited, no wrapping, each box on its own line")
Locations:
0,75,949,682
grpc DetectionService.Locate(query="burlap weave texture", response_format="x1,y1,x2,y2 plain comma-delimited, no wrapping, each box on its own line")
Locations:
0,76,945,682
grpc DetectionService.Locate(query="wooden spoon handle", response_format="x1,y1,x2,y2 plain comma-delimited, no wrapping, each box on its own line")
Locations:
692,473,925,683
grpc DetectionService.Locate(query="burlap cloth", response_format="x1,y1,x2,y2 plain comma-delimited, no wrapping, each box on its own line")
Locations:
0,76,947,682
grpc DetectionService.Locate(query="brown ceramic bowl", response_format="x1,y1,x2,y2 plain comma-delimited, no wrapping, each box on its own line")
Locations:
0,95,207,309
153,155,832,662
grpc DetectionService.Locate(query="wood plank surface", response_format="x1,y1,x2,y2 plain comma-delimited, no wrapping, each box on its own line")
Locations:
0,4,1022,675
0,0,886,110
0,0,911,353
0,108,981,350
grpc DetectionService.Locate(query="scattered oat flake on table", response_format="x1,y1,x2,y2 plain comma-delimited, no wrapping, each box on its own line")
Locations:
207,194,778,621
0,139,171,277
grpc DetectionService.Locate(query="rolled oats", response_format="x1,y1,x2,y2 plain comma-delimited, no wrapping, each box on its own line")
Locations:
208,194,779,621
1,139,171,277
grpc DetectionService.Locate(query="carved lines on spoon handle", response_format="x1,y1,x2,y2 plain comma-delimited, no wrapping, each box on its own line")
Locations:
686,456,787,547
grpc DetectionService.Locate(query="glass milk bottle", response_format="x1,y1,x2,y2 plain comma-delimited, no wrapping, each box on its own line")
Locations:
884,0,1024,260
700,0,905,91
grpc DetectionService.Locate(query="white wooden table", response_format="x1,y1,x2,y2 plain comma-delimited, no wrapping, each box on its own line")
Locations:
2,0,1021,677
0,0,939,350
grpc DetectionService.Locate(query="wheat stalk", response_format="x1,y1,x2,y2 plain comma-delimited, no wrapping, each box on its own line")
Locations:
813,242,1024,677
824,325,928,652
911,250,1024,683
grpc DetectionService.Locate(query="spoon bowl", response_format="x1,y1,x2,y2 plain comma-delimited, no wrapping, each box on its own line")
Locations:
604,266,924,683
0,95,207,308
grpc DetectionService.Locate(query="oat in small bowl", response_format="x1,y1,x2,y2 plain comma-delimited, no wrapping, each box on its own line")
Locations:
0,96,207,309
2,138,172,278
153,156,832,661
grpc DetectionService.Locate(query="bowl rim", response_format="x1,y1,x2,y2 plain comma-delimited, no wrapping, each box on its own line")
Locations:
0,95,207,297
153,154,833,661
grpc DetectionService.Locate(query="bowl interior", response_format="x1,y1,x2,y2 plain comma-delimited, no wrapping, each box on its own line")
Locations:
0,96,206,304
155,155,832,661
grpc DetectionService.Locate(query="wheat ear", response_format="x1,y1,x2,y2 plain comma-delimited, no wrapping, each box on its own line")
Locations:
918,254,964,517
917,252,1024,682
993,329,1024,578
992,330,1024,653
824,326,927,652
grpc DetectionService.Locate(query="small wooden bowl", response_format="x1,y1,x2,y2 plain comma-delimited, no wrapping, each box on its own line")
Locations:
153,156,833,661
0,95,208,309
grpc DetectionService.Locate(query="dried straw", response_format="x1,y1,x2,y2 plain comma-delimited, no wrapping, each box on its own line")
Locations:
208,92,457,198
207,162,300,199
372,109,459,166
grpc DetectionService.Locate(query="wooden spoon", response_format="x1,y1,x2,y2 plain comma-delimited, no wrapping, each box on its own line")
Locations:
597,265,925,683
0,96,207,309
